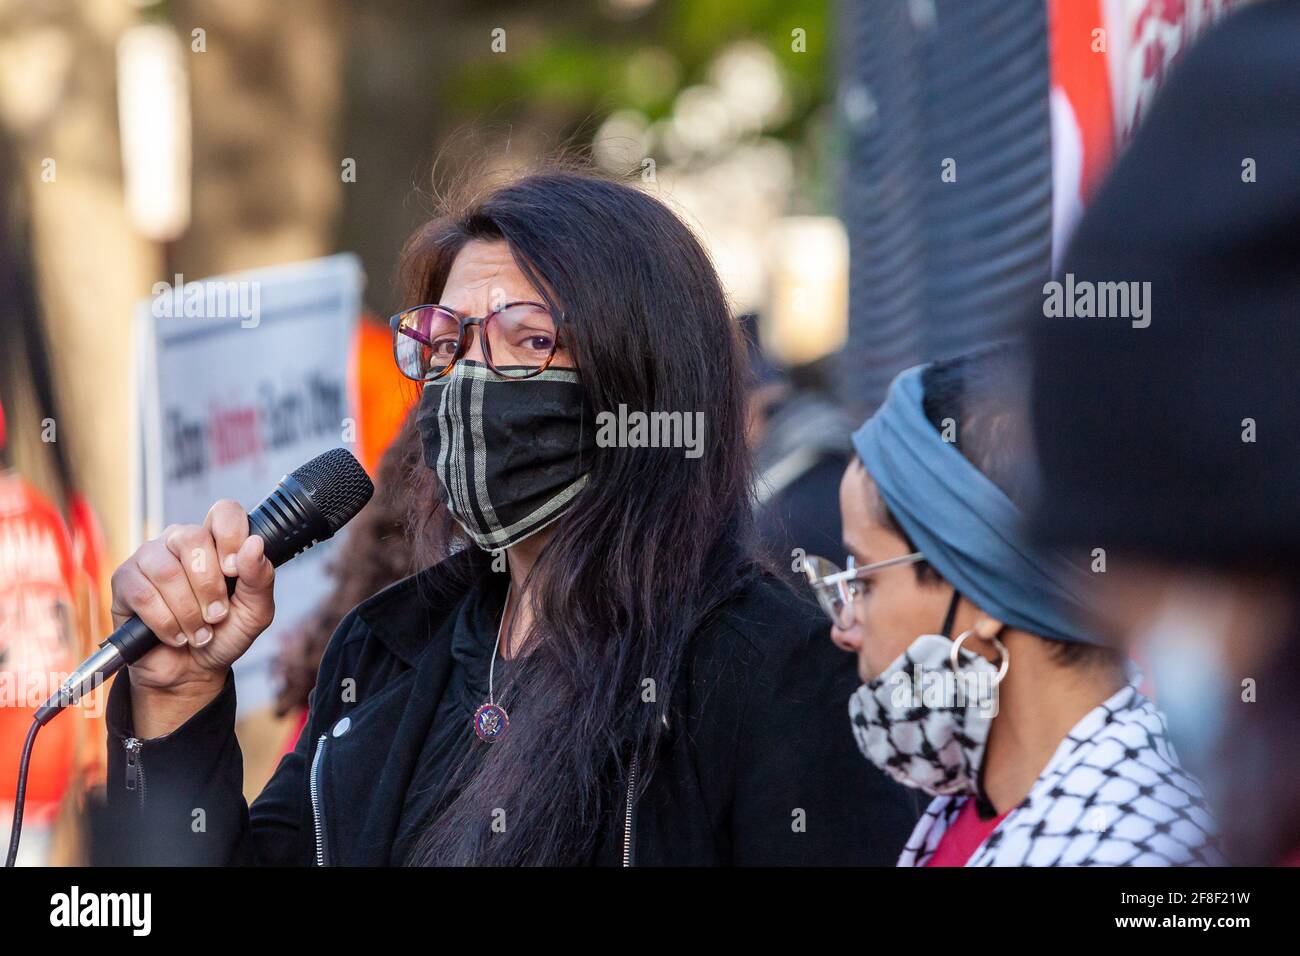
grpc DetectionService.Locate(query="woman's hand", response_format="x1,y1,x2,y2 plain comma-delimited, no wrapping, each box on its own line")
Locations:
110,499,276,736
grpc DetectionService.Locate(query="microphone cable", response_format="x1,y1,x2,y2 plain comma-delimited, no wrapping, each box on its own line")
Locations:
4,720,41,867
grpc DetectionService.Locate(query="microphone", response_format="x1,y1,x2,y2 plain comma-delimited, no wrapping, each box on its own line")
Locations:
33,447,374,725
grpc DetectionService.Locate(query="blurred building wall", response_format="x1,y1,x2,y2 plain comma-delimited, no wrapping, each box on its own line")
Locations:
833,0,1052,415
832,0,1247,415
169,0,344,277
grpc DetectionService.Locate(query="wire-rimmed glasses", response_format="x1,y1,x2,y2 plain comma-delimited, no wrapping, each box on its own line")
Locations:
802,552,924,629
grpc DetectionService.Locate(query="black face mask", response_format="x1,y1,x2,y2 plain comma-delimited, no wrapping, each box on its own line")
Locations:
415,360,595,550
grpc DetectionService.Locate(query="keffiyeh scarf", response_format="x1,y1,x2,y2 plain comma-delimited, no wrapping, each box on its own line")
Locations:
898,681,1224,866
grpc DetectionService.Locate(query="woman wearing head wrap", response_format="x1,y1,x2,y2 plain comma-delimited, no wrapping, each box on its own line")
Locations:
805,346,1220,866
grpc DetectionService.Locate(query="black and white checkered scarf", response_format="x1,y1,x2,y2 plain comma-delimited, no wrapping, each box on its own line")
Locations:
898,681,1224,866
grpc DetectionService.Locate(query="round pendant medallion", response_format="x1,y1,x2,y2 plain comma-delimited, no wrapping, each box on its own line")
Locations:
473,702,509,742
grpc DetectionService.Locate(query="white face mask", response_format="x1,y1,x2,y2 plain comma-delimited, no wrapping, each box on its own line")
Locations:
1136,585,1234,784
848,633,1006,797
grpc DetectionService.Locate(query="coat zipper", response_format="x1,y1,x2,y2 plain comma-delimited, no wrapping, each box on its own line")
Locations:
622,753,638,867
309,734,329,866
123,737,146,810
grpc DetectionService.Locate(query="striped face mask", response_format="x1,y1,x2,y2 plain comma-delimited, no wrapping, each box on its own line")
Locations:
415,360,594,551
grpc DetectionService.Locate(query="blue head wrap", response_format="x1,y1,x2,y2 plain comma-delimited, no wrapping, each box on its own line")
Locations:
852,364,1100,645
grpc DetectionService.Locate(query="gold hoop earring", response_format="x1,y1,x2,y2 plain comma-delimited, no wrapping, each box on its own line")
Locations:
949,629,1010,686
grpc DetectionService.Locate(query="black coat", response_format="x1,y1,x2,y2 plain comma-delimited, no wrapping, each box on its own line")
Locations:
103,553,918,866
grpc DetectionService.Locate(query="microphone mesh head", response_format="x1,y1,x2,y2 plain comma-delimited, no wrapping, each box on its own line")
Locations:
290,448,375,533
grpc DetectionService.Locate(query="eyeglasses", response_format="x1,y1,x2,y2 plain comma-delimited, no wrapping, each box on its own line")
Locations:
802,552,924,629
390,300,566,381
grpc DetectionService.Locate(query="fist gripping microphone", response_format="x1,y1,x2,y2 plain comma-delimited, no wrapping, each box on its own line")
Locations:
34,447,375,725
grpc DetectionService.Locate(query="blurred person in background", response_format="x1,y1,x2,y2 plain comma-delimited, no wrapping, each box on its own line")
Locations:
0,400,80,866
743,315,854,584
807,346,1221,866
1029,1,1300,866
0,131,109,865
100,165,917,866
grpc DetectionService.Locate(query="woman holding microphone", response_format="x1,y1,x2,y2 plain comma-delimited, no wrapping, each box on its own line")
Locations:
103,167,917,866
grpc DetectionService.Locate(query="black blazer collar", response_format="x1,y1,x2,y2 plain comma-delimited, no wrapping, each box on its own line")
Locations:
352,547,491,667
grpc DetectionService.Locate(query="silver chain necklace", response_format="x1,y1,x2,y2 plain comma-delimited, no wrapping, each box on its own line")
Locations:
471,589,512,742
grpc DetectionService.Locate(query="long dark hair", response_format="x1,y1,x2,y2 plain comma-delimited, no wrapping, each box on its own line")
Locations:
402,164,756,865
